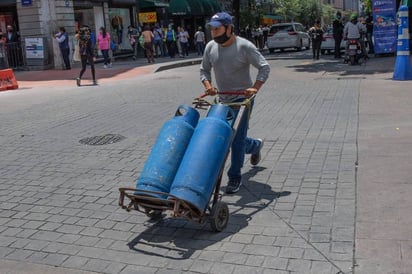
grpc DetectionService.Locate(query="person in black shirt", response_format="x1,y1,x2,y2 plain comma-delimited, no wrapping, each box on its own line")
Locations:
365,14,374,54
332,12,344,59
76,26,96,86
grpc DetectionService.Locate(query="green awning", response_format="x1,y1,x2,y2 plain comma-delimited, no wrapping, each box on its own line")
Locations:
200,0,221,16
139,0,169,8
168,0,221,16
188,0,205,16
168,0,193,15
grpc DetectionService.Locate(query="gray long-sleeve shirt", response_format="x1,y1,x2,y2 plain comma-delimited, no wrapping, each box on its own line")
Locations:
200,36,270,103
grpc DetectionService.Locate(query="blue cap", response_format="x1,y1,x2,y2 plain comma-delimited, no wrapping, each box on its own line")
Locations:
207,12,233,28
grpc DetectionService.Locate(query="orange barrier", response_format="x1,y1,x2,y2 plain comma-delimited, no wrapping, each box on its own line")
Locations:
0,68,19,92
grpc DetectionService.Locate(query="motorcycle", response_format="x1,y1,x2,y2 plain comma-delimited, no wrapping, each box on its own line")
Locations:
345,39,363,65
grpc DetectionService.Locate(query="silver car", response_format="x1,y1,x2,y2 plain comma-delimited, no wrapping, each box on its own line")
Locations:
267,23,310,53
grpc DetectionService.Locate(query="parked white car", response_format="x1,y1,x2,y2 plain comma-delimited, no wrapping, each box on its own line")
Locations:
267,23,310,53
320,27,346,55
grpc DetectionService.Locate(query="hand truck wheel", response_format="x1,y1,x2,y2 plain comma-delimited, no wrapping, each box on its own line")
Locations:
144,208,163,219
209,201,229,232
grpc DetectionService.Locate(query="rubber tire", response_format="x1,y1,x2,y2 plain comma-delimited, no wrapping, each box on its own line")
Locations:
350,55,355,65
321,49,325,55
295,40,302,51
210,201,229,232
145,208,163,219
269,48,275,53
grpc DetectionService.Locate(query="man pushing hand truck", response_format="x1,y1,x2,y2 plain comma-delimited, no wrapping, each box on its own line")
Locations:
200,12,271,194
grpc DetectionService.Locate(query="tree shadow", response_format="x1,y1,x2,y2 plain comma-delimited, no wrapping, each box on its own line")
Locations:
127,165,291,260
286,55,395,76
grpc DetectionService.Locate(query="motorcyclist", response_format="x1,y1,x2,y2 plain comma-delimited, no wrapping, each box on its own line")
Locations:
343,14,368,62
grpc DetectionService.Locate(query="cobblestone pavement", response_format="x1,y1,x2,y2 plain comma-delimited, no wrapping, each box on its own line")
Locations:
0,55,368,273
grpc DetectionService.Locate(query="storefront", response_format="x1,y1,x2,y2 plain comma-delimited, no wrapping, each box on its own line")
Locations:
108,0,136,50
0,0,21,69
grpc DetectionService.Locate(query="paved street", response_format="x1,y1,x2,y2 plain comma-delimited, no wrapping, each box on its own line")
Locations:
0,51,411,274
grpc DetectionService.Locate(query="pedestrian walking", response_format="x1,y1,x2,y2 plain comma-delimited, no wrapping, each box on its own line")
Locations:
141,25,154,63
200,12,270,194
165,24,177,58
178,26,189,57
309,20,324,60
97,26,112,68
153,23,165,57
194,26,205,56
76,26,97,86
54,26,71,70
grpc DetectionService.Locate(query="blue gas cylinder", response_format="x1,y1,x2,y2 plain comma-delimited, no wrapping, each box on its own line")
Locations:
136,105,199,198
169,104,233,212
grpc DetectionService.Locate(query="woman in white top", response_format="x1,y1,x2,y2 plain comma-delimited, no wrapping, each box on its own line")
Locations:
178,27,189,57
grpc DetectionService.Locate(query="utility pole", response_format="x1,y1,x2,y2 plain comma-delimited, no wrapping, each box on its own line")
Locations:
233,0,240,34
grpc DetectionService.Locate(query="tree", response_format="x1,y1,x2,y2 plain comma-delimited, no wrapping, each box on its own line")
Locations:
296,0,322,27
273,0,300,22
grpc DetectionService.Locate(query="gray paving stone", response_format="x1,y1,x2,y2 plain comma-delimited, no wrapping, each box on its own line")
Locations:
262,256,288,269
105,262,127,274
10,238,31,249
24,239,50,251
245,254,265,267
40,253,69,266
6,249,33,260
222,252,248,264
61,255,89,269
0,247,15,257
56,234,82,244
83,258,111,272
232,265,264,274
119,265,158,274
252,235,276,246
287,258,312,272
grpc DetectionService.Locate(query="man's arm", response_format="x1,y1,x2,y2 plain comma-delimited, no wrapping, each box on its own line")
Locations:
200,45,217,95
55,33,66,43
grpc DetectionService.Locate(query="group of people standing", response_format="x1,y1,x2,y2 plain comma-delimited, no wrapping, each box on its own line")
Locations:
0,25,23,68
127,23,207,63
308,11,374,61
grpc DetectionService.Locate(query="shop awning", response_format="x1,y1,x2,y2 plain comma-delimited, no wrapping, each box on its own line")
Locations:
201,0,221,16
140,0,169,8
168,0,221,16
168,0,190,15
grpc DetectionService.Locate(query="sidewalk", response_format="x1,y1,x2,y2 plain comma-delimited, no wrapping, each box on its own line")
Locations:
13,53,203,89
2,51,412,274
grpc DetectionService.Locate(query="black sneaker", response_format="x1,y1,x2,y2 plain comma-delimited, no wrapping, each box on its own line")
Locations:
250,138,264,166
226,178,242,194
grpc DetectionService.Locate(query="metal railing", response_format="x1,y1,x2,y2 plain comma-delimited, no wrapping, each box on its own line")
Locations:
0,42,25,70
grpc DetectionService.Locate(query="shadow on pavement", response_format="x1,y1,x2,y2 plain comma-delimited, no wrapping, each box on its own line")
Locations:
286,55,395,76
126,166,290,260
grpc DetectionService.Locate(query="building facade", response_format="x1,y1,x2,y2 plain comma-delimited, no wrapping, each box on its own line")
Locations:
0,0,221,70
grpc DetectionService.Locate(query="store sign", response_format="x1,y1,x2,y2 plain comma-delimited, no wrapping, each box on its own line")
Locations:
372,0,397,54
25,37,44,59
22,0,32,6
139,12,157,23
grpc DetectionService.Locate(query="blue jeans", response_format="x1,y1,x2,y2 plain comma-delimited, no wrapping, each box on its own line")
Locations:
196,41,204,55
101,49,110,65
227,100,261,180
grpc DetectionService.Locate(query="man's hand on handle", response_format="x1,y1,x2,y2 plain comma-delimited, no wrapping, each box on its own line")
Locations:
245,88,258,98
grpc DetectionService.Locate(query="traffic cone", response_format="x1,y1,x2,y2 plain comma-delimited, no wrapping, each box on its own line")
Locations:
0,68,19,92
393,5,412,81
